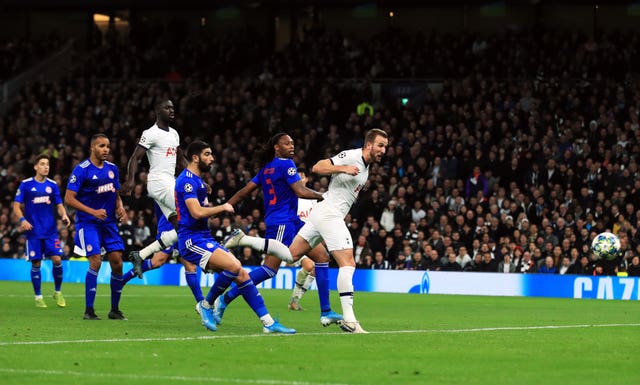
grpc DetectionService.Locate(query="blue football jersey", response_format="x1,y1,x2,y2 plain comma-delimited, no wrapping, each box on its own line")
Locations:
14,177,62,239
175,169,210,235
251,157,301,225
66,159,120,224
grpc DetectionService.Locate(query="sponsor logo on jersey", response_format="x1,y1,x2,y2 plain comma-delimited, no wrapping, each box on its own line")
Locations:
32,196,51,204
96,183,116,194
166,147,177,157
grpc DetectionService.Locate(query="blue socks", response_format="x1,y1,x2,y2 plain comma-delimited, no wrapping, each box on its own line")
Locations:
31,266,42,296
53,263,63,292
223,265,276,305
238,279,268,317
206,270,238,304
185,271,204,302
315,262,331,313
85,268,98,309
110,274,124,310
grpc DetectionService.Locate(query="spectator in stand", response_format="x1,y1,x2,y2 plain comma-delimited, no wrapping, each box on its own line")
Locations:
408,251,428,270
371,251,390,270
497,254,516,273
538,256,558,274
441,252,463,271
627,256,640,277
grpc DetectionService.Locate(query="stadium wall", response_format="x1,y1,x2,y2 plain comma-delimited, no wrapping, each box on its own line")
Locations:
1,259,638,301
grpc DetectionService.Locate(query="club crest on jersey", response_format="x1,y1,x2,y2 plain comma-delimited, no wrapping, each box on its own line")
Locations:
184,183,193,192
166,147,177,157
108,171,115,179
207,243,214,249
32,196,51,204
69,175,76,183
87,245,93,252
30,251,35,257
45,186,52,194
287,167,296,176
96,183,116,194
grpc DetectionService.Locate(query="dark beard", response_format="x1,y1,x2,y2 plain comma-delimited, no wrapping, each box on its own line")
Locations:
198,160,211,173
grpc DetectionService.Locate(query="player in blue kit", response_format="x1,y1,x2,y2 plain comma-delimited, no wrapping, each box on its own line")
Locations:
175,140,295,333
120,202,204,307
64,134,128,320
216,133,343,327
12,154,71,308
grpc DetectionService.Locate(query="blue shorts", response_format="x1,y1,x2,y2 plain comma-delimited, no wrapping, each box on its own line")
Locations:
154,202,176,254
74,221,125,257
25,236,62,261
178,232,229,269
265,219,304,247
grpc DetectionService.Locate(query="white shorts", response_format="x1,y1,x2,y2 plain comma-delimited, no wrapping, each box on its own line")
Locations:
298,204,353,252
147,177,176,219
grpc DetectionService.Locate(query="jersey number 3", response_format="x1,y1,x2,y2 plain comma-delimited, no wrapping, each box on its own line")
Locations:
265,178,277,205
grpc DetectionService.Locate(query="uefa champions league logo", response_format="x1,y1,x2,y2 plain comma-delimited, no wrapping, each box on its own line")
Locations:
408,272,430,294
421,272,430,293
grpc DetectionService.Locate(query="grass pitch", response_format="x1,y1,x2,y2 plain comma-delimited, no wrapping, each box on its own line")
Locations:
0,280,639,385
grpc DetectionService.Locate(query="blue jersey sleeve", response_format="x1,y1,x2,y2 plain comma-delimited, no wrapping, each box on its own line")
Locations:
14,182,25,204
283,160,301,186
52,182,63,205
67,166,84,193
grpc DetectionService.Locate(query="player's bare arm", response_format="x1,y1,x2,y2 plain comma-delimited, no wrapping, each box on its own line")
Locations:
115,194,127,222
56,203,71,227
184,198,234,219
11,201,33,231
290,180,324,200
312,159,359,176
176,146,188,173
226,181,259,206
64,190,107,221
121,143,147,195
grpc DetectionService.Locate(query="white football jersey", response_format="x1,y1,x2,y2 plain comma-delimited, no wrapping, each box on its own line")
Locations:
320,148,369,217
138,124,180,180
297,198,317,222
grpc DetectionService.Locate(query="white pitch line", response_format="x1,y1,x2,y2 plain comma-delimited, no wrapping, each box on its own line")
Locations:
1,323,639,346
0,368,351,385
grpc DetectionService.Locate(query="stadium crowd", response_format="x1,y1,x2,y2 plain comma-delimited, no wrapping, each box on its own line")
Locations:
1,24,640,277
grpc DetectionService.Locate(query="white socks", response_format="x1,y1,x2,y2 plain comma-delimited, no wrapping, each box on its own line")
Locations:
239,235,294,263
140,229,178,259
337,266,356,322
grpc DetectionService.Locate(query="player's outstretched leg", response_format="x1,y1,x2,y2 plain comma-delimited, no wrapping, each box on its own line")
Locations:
224,229,293,263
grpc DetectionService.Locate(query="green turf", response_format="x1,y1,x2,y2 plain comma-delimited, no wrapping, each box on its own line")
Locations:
1,280,639,385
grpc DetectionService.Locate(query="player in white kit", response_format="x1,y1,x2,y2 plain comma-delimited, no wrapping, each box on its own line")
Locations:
291,128,388,333
121,99,190,278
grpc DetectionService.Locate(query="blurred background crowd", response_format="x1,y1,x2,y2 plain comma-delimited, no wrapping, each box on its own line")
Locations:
1,1,640,277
